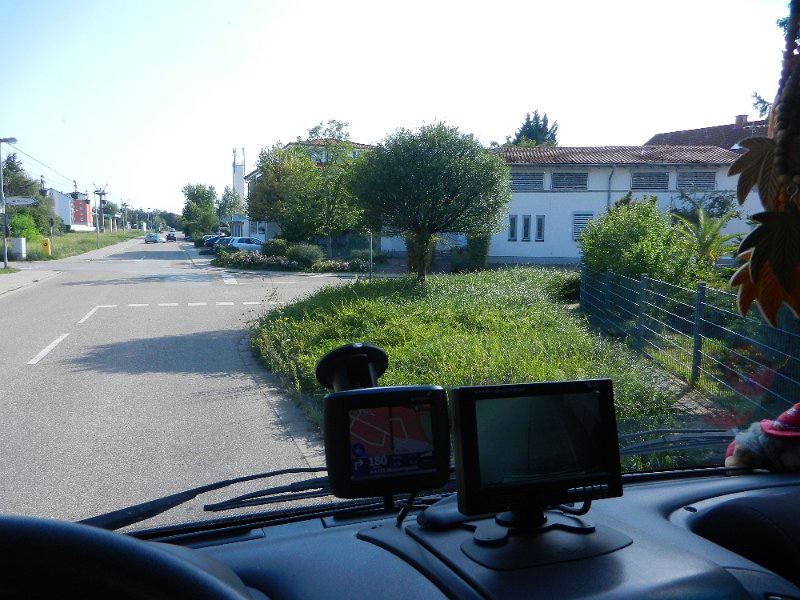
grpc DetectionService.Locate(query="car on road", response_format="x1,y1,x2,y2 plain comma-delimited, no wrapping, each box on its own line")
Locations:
166,232,176,241
144,233,166,243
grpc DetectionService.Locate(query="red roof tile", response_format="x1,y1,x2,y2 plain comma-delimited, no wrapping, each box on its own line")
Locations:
644,118,768,148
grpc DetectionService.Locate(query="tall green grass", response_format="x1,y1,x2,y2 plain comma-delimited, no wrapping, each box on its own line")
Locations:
7,230,141,260
251,268,677,427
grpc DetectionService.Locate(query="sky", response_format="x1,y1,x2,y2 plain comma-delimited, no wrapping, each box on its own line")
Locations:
1,0,791,215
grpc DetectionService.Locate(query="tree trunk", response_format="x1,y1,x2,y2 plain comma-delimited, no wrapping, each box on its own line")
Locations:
406,231,434,281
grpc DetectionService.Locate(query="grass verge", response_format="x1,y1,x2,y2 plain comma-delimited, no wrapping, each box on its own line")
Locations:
251,267,679,434
7,231,141,260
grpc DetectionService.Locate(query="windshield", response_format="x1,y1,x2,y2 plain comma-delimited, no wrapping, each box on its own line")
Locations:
1,0,796,531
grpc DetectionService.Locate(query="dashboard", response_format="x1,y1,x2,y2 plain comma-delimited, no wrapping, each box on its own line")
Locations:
120,471,800,599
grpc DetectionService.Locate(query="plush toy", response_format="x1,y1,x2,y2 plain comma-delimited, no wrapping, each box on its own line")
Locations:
725,403,800,472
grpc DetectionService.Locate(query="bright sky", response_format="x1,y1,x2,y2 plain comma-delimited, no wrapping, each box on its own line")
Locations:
1,0,790,215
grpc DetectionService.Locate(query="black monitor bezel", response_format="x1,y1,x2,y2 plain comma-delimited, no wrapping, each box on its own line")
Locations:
452,379,622,516
323,385,451,498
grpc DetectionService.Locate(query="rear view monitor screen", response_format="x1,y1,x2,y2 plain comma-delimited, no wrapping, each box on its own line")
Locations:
475,392,607,486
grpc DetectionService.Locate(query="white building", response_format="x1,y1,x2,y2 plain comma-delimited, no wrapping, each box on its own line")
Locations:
483,145,758,265
47,188,94,232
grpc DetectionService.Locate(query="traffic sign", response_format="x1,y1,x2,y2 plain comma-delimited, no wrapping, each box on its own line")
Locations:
4,197,37,206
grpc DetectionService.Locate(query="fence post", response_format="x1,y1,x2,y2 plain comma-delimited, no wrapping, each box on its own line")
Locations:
691,282,706,384
637,274,649,351
580,263,586,308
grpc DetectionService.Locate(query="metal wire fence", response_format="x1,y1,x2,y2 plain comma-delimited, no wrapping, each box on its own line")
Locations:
580,267,800,427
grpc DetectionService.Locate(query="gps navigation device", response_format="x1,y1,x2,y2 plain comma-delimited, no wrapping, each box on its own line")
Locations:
323,385,450,499
452,379,622,518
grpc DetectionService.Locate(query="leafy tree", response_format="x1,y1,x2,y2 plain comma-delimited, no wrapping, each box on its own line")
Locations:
673,208,742,265
305,120,363,258
181,183,218,237
247,143,320,241
752,92,772,118
505,110,558,147
349,123,511,281
578,197,709,285
216,186,245,224
7,213,40,240
670,190,740,224
2,153,58,236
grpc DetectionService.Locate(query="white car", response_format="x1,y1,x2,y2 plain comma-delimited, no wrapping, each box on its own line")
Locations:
226,237,264,253
144,233,166,243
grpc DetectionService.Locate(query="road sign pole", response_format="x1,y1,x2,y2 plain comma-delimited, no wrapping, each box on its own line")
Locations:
1,144,7,269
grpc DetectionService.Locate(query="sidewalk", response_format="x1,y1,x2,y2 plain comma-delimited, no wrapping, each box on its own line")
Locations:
0,266,61,297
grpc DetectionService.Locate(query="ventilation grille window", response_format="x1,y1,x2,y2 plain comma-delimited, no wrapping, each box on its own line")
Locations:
572,213,594,240
631,172,669,190
510,172,545,191
552,172,588,190
677,171,716,191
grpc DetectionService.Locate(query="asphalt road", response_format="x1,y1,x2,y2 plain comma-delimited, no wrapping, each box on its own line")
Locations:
0,239,348,527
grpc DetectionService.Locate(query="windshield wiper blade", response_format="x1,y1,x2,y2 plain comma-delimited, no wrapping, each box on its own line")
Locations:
619,428,733,457
79,467,328,531
204,476,331,512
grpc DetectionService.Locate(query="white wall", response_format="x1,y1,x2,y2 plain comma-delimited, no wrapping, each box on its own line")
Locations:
491,164,758,265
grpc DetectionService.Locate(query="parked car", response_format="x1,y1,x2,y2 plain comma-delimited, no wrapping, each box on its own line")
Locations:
203,235,223,248
227,237,265,253
213,236,235,253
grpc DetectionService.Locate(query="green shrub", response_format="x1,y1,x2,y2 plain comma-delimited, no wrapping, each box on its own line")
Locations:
578,197,710,286
8,214,41,241
212,251,299,270
450,246,470,272
350,248,387,264
286,243,324,268
311,260,351,273
466,234,491,270
263,238,289,257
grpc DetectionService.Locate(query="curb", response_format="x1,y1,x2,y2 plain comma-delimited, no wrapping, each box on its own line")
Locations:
0,270,62,298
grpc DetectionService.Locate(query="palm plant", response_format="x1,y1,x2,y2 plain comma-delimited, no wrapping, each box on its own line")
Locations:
673,208,742,265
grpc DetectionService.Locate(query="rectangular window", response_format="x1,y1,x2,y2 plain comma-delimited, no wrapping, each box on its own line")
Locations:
631,172,669,190
510,172,545,192
677,171,716,191
508,215,518,241
522,215,531,241
535,215,545,242
572,212,594,240
552,172,589,190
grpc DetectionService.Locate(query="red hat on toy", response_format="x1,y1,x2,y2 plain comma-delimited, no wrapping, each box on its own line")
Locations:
760,403,800,437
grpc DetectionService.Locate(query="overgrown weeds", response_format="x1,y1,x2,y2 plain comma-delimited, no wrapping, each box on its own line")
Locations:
251,267,677,429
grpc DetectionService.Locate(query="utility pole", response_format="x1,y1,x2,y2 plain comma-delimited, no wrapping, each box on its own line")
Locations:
95,186,107,233
121,201,128,233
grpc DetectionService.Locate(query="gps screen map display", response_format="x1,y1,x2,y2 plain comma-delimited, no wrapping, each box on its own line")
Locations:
323,385,450,498
349,404,436,481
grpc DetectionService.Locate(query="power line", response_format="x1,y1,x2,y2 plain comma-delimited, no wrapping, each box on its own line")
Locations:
5,143,92,192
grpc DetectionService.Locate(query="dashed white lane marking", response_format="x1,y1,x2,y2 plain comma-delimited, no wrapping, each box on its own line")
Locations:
27,334,70,365
77,302,267,323
78,305,118,324
222,275,237,285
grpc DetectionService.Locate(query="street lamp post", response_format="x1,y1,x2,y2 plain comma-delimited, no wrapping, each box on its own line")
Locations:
0,136,19,269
